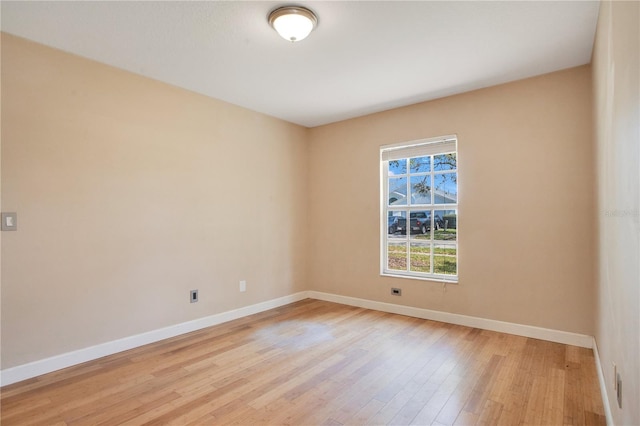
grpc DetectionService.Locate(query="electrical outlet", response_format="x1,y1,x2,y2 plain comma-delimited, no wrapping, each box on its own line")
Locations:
391,288,402,296
616,373,622,408
190,289,198,303
239,280,246,292
1,212,17,231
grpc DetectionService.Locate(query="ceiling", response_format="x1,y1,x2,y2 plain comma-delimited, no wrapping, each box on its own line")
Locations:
1,1,600,128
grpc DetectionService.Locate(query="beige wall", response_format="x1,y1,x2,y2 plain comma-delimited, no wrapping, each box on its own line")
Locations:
2,32,601,374
308,66,596,335
592,1,640,424
1,34,309,368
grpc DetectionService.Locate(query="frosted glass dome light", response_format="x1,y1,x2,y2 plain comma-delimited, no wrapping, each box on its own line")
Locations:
268,6,318,42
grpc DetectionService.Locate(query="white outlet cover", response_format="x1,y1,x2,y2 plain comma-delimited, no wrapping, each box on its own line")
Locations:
239,280,246,292
1,212,17,231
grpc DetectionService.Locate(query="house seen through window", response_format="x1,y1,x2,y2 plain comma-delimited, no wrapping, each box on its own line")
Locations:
381,136,458,281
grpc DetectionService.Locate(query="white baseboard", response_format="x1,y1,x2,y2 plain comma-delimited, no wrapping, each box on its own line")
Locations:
308,291,594,348
1,290,595,387
592,338,614,426
0,291,309,387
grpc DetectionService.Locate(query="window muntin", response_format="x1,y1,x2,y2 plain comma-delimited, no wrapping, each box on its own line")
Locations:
381,136,458,282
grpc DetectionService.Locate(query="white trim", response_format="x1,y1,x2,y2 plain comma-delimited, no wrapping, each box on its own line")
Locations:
381,270,459,284
0,292,309,387
1,290,597,387
307,291,594,348
592,338,614,426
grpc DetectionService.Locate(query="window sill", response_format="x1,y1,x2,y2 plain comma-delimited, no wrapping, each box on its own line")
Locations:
381,271,459,284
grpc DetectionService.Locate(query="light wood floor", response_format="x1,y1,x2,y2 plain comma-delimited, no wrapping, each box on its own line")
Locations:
1,299,606,425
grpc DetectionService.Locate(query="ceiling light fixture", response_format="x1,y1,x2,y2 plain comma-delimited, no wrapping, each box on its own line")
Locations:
268,6,318,42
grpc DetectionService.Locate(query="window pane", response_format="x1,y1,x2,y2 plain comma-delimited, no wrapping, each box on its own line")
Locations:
410,176,431,204
408,156,430,173
381,138,457,281
434,244,457,275
388,159,407,175
410,242,431,273
433,153,458,172
433,153,457,171
387,211,407,238
408,211,431,238
387,242,407,271
434,173,457,204
388,177,407,205
434,210,457,241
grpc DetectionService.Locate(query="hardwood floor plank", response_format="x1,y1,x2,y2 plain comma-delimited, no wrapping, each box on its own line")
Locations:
477,399,505,425
409,374,464,425
0,299,606,426
523,375,547,425
541,367,565,425
453,408,479,426
433,376,477,425
462,353,505,415
95,392,182,425
373,379,424,424
579,348,606,418
584,410,607,426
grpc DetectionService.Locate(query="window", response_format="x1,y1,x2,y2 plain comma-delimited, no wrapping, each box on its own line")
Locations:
381,136,458,282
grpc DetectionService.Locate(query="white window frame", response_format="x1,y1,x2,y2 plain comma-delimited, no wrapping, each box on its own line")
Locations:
380,135,459,283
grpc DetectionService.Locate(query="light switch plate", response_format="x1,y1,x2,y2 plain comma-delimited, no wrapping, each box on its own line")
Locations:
1,212,17,231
